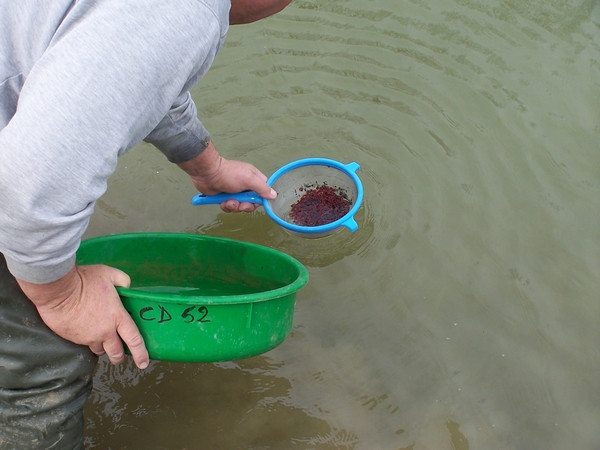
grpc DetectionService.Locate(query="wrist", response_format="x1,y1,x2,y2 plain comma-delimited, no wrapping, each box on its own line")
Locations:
16,265,80,309
176,141,222,178
177,141,231,195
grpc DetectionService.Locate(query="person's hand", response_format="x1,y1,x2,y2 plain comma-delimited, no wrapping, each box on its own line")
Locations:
17,265,149,370
177,141,277,213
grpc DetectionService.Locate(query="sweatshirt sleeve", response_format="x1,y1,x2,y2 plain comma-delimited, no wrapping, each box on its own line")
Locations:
0,0,229,284
143,91,211,164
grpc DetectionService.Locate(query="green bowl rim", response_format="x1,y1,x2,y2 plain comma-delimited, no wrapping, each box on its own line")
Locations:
77,232,309,306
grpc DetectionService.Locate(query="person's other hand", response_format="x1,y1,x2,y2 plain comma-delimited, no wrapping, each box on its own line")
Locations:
17,265,149,370
177,141,277,213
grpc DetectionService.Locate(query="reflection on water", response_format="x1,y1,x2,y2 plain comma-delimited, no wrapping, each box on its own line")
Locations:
196,206,374,268
84,357,352,449
85,0,599,448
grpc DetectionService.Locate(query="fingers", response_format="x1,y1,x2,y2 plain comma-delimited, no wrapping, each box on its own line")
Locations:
217,159,275,201
253,184,277,201
219,175,277,213
81,265,148,369
243,166,276,200
221,200,260,213
98,317,149,369
89,314,149,369
117,315,149,370
89,344,106,356
101,337,126,365
186,154,277,208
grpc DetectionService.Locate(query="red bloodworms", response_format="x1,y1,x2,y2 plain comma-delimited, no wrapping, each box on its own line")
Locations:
289,184,352,227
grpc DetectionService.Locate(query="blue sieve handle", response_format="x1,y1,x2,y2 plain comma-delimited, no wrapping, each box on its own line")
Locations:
344,162,360,174
191,191,264,206
341,216,359,232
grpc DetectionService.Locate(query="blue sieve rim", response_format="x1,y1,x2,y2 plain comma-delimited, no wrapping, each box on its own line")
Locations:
264,158,363,234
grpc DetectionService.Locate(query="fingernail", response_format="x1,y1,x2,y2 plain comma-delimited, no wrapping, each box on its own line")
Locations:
139,361,148,370
269,188,277,198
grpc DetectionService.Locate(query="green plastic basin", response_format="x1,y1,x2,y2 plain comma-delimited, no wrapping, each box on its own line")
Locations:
76,233,309,363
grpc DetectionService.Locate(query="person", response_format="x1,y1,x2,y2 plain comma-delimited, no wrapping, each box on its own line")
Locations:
0,0,292,448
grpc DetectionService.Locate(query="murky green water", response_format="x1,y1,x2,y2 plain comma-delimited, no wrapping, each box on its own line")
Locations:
83,0,600,448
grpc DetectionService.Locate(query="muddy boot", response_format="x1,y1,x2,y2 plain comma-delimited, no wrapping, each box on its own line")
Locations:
0,254,98,450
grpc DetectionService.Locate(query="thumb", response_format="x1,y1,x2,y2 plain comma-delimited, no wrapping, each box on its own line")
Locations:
107,266,131,289
241,164,277,200
254,182,277,201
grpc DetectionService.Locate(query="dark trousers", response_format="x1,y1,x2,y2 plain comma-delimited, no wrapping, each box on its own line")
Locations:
0,254,97,450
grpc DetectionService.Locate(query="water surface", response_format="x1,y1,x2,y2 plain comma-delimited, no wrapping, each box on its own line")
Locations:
84,1,600,448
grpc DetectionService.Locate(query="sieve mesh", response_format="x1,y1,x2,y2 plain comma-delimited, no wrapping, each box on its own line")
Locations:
269,165,359,226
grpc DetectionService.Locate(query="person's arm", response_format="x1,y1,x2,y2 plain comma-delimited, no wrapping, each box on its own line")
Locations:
229,0,293,24
0,1,227,368
144,94,277,212
1,1,225,283
144,91,212,164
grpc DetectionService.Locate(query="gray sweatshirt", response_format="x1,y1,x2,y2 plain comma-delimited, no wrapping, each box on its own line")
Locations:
0,0,230,283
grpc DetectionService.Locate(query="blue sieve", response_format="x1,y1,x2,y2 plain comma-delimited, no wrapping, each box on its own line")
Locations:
191,158,363,238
